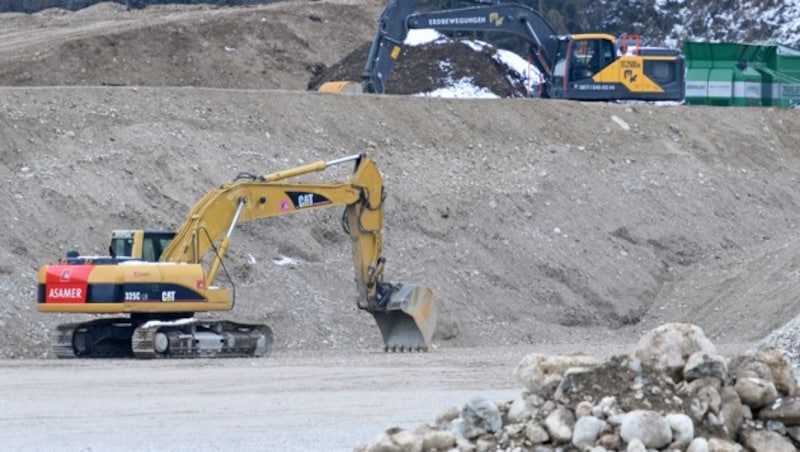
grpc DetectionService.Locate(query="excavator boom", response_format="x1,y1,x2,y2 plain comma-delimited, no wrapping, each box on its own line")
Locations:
361,0,558,94
37,154,437,357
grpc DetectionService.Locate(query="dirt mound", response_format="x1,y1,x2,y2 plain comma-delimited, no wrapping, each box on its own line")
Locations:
0,1,383,89
308,39,531,97
1,1,530,97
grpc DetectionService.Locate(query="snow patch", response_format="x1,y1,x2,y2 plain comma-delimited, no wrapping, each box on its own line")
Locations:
415,78,499,98
404,29,445,46
273,255,300,266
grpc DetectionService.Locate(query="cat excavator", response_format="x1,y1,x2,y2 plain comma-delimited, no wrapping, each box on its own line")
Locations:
319,0,685,102
37,153,437,358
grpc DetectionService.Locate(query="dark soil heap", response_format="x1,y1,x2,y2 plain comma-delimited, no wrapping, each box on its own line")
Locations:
308,39,530,97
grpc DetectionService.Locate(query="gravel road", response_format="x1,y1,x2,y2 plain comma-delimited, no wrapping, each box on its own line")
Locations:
1,347,535,451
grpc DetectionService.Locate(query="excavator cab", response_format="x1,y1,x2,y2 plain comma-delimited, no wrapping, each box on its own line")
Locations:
550,35,616,89
571,37,614,80
109,230,176,261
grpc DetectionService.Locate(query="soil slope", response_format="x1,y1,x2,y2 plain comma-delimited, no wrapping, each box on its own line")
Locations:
1,1,800,359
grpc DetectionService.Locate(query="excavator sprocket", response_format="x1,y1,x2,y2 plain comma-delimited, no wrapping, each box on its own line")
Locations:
132,319,273,359
53,318,137,358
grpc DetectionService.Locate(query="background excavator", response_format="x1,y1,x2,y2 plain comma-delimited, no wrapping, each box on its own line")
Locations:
319,0,685,102
37,154,437,358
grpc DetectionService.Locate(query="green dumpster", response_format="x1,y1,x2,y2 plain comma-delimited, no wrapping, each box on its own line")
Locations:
683,41,800,108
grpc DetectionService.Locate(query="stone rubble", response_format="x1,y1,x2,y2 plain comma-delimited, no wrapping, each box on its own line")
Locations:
357,323,800,452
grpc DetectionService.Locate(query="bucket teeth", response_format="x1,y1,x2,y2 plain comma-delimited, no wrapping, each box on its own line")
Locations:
384,340,429,353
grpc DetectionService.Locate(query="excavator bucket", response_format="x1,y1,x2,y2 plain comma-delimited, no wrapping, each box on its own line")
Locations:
317,81,363,94
372,284,437,351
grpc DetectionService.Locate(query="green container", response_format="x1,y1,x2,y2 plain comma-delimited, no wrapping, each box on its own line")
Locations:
684,42,740,106
773,45,800,107
683,41,800,108
684,42,712,105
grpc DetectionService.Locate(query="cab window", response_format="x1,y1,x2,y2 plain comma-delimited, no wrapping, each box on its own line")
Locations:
110,238,134,258
598,39,615,70
142,238,157,262
569,39,599,80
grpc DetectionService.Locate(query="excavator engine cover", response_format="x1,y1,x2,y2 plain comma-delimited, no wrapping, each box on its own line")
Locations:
373,284,436,351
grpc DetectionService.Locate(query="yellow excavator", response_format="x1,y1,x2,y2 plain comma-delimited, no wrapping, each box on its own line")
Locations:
37,153,437,358
320,0,685,102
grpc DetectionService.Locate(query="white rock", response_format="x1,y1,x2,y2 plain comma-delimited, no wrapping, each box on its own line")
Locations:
632,323,717,379
544,406,575,443
687,437,709,452
619,410,672,449
524,421,549,444
515,353,600,394
575,400,593,418
626,438,646,452
666,413,694,446
362,427,422,452
506,396,534,423
461,396,502,434
572,415,606,449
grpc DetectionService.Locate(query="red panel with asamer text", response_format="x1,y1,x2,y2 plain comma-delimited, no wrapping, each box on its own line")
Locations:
45,265,93,303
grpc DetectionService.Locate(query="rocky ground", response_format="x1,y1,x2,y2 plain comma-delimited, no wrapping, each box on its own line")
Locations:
2,1,800,450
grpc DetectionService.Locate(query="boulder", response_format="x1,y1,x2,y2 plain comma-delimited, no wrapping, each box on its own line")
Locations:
734,377,777,409
524,421,549,444
666,413,694,446
543,406,575,443
360,427,422,452
461,396,502,434
571,415,605,449
707,437,744,451
619,410,672,449
632,323,717,380
739,429,796,452
683,352,727,382
753,348,798,396
758,396,800,426
515,353,601,395
687,437,709,452
719,386,744,439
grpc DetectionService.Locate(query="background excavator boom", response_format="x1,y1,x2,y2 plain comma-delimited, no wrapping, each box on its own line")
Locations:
362,0,558,94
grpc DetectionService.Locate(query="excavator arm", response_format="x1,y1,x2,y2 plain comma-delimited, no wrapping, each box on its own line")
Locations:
162,156,376,304
361,0,558,94
159,153,436,349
